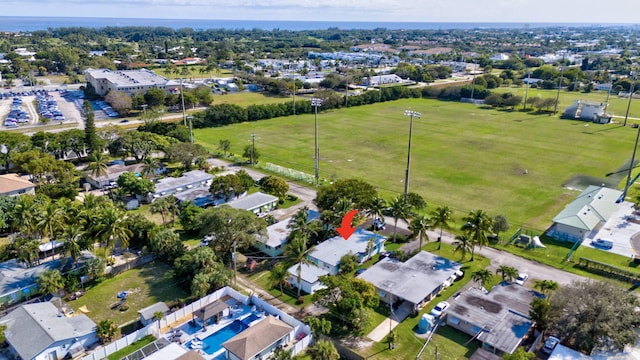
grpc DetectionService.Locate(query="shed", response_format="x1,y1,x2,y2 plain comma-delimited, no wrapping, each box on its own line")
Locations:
138,302,170,326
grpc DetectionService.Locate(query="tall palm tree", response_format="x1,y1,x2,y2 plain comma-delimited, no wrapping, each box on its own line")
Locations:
534,279,559,297
37,201,69,259
62,224,86,265
86,151,109,180
15,237,41,267
11,195,39,237
141,157,160,179
388,196,411,242
431,206,453,250
284,234,312,297
94,207,132,257
409,215,430,250
453,234,473,261
496,265,519,283
365,196,387,221
461,209,493,261
471,269,493,290
151,198,170,227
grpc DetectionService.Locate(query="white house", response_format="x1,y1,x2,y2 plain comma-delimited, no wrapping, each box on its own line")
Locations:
0,174,36,197
225,192,279,215
86,163,166,189
547,185,622,242
287,228,386,294
256,217,292,257
0,302,98,360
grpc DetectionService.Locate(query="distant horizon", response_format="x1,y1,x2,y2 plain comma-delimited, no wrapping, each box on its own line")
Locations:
0,16,636,33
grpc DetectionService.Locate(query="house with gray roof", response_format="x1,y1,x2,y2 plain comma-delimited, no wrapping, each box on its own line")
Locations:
357,251,461,310
547,185,623,242
224,192,279,215
148,170,213,202
222,315,293,360
257,217,292,257
287,228,386,294
445,283,538,356
0,258,63,307
0,302,98,360
139,302,170,326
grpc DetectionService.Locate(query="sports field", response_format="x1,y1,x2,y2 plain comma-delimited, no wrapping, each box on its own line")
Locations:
194,96,640,231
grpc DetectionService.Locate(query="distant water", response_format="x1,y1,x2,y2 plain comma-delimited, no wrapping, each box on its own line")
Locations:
0,16,632,32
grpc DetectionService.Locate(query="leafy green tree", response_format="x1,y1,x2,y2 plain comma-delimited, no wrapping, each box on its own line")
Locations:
97,319,118,344
165,142,208,170
258,175,289,199
179,202,204,233
529,298,551,333
492,215,509,241
315,178,377,211
365,196,387,221
431,206,452,250
471,269,493,289
218,139,231,156
339,253,358,274
83,100,101,153
534,279,559,297
462,209,493,261
116,172,155,198
405,192,426,212
0,132,31,168
305,316,332,338
36,269,65,295
15,236,41,267
144,88,166,108
149,228,185,263
496,265,519,282
315,276,378,334
94,206,132,256
151,197,171,227
549,281,640,353
284,235,313,297
243,144,259,164
501,347,535,360
409,215,430,250
210,174,245,201
141,157,160,179
309,339,339,360
105,90,132,115
195,206,267,263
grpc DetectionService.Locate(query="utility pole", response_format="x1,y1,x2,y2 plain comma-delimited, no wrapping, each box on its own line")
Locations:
469,61,477,101
403,110,421,202
250,133,256,165
624,71,637,127
291,60,296,115
180,78,187,126
312,98,323,184
554,66,564,114
232,241,237,287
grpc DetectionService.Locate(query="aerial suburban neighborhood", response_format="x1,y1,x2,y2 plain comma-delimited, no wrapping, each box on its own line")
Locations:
1,14,640,360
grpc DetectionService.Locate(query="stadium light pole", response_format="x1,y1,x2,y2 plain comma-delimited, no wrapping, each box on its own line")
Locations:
403,110,421,202
624,71,637,127
554,66,564,114
621,121,640,203
523,71,531,110
312,98,323,184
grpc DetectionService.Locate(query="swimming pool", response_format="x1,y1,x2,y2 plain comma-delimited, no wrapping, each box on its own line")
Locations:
241,313,262,326
179,321,203,335
201,320,248,355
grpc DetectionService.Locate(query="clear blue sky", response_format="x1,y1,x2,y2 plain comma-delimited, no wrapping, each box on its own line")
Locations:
3,0,639,23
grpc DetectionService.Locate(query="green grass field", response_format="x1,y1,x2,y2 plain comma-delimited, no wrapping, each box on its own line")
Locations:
194,96,640,230
211,91,292,106
69,262,189,328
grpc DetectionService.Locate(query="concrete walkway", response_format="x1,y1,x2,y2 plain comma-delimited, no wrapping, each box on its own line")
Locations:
367,301,413,342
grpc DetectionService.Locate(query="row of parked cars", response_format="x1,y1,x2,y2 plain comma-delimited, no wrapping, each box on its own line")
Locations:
4,97,30,127
95,100,120,118
36,92,65,122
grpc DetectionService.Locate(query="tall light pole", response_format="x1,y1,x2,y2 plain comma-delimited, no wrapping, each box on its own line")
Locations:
187,116,194,143
621,122,640,203
624,71,637,127
604,80,613,113
403,110,421,201
554,66,564,114
523,71,531,111
312,98,322,184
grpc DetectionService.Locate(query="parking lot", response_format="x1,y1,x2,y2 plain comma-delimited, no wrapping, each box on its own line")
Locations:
0,90,84,130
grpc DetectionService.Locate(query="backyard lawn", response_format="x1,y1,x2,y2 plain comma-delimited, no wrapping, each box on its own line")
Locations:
195,96,640,231
68,261,189,327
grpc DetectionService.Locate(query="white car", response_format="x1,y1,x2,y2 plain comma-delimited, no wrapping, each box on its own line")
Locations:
430,301,450,318
515,273,529,285
542,336,560,354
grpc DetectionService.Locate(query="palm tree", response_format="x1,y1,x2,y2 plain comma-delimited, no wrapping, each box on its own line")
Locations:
269,262,289,296
496,265,519,283
37,201,69,259
141,157,160,179
151,198,170,227
534,279,559,296
461,209,493,261
453,234,473,261
86,151,109,180
94,207,132,257
15,237,41,267
11,195,39,237
431,206,452,250
284,234,312,297
389,196,411,242
36,269,65,295
365,196,387,221
62,224,85,265
409,215,430,250
471,269,493,290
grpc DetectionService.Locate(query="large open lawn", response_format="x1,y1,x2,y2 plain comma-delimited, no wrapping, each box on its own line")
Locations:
68,262,189,327
195,97,640,230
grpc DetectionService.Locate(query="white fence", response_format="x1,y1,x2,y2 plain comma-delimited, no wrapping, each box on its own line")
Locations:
81,286,312,360
263,163,315,184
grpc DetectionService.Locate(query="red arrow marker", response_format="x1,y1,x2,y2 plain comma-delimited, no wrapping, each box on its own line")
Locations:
337,209,359,240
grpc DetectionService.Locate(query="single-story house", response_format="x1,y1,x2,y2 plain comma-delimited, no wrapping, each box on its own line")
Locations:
222,315,294,360
357,251,462,310
547,185,622,242
149,170,213,202
138,302,170,326
363,74,404,86
0,302,98,360
0,173,36,197
549,344,590,359
0,258,64,306
173,187,219,207
256,217,292,257
86,163,166,189
225,192,279,215
445,283,538,356
288,228,386,294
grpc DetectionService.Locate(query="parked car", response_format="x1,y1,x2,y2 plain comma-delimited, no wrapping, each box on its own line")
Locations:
542,336,560,354
355,268,366,276
430,301,450,318
591,238,613,250
515,273,529,285
372,217,386,231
